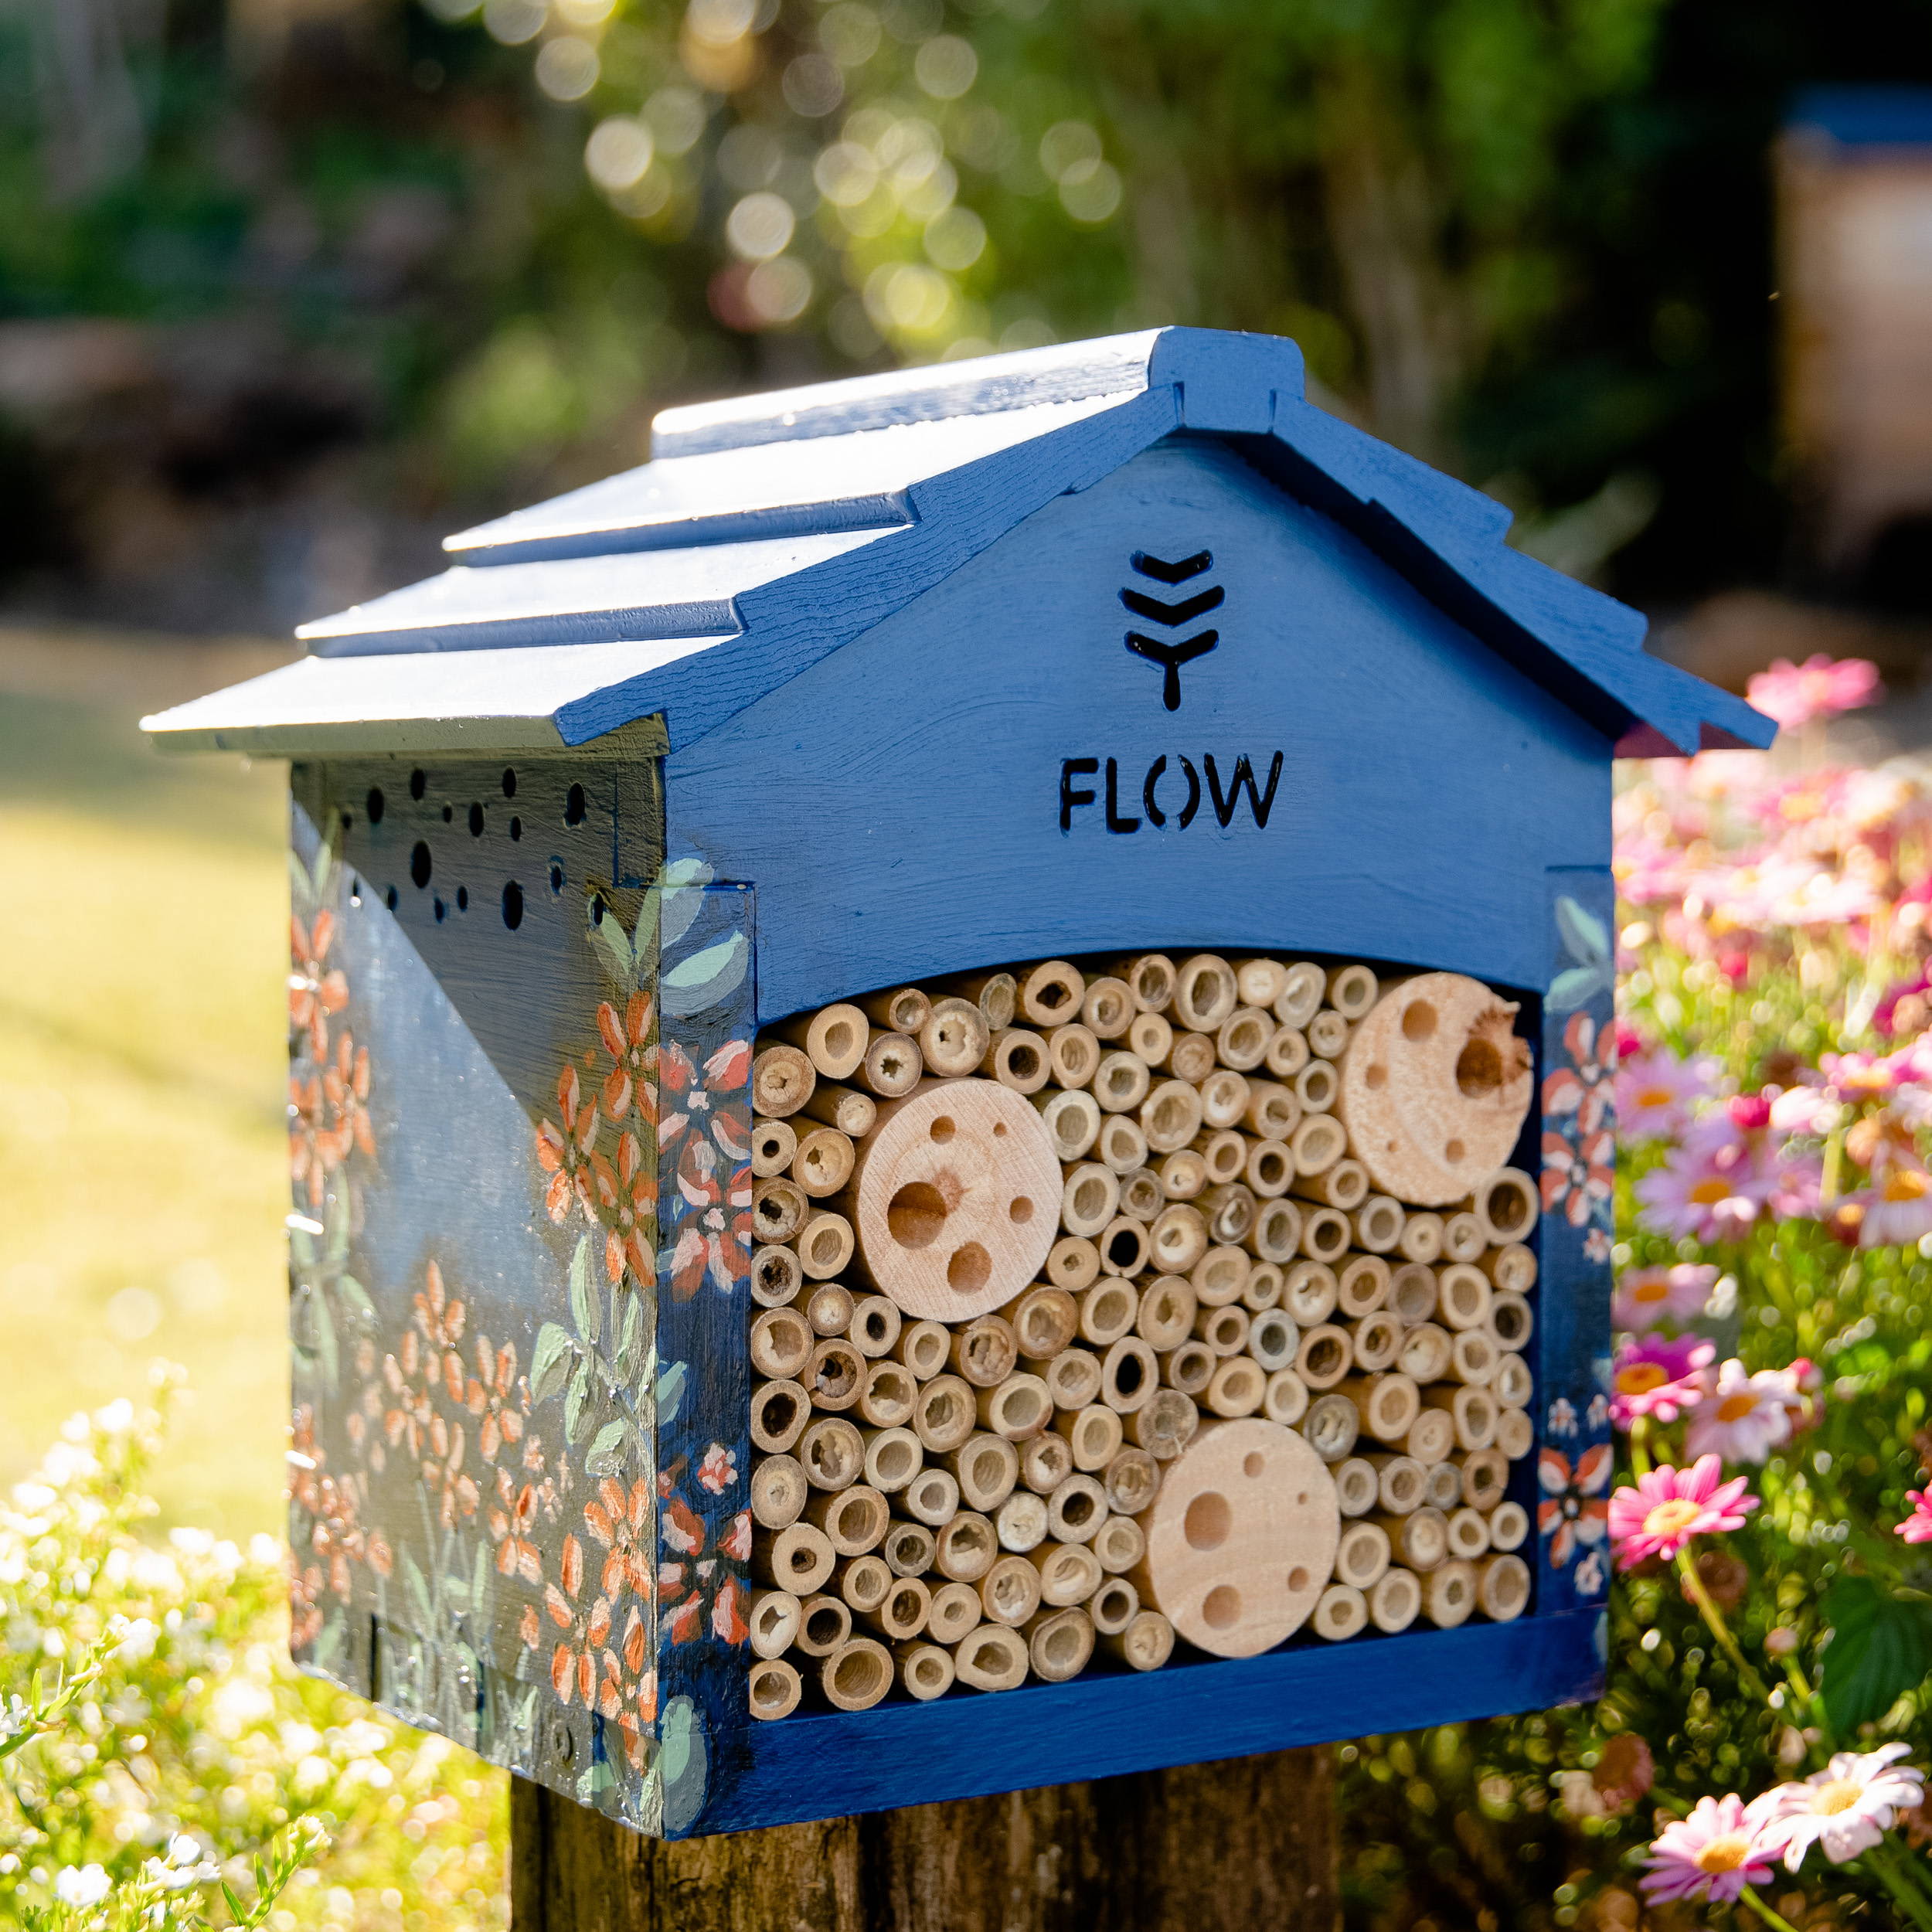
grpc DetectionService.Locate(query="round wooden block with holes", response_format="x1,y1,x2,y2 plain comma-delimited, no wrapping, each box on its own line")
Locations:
852,1078,1063,1321
1132,1419,1338,1658
1335,974,1535,1206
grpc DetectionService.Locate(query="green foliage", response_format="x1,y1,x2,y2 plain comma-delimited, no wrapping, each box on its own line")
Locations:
1819,1577,1932,1736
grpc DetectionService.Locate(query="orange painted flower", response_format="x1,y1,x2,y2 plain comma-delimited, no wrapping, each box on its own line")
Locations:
466,1335,527,1461
422,1415,480,1527
597,992,656,1124
322,1030,374,1162
589,1133,657,1286
583,1475,655,1605
489,1470,543,1586
288,909,349,1060
536,1066,600,1226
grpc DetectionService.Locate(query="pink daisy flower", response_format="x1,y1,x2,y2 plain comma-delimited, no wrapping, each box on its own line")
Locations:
1608,1336,1714,1429
1745,653,1882,730
1896,1491,1932,1545
1612,1263,1717,1335
1634,1141,1767,1243
1685,1359,1793,1464
1758,1745,1925,1870
1608,1455,1757,1569
1614,1046,1716,1141
1641,1793,1781,1905
1855,1162,1932,1249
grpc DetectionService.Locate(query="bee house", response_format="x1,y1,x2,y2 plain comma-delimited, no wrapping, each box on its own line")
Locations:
143,328,1773,1838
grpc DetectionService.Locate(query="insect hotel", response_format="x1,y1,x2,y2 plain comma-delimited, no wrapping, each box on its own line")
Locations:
143,328,1772,1838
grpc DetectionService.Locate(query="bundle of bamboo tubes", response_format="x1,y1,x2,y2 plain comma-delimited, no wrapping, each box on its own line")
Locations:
745,953,1539,1717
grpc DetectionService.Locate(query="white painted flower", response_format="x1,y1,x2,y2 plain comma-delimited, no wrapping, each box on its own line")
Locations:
1575,1550,1607,1597
55,1862,111,1906
1760,1743,1925,1869
1685,1358,1793,1464
1549,1396,1578,1437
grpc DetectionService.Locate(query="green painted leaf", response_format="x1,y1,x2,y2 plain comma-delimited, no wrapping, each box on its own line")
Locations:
443,1570,470,1611
325,1190,352,1262
1821,1576,1932,1732
311,837,337,906
616,1291,646,1385
472,1540,492,1625
335,1274,374,1320
1548,964,1613,1012
658,1696,707,1833
634,857,713,955
585,1419,628,1478
1556,893,1610,967
587,896,634,983
655,1358,689,1425
530,1322,577,1405
402,1552,434,1631
570,1236,600,1346
565,1359,594,1444
289,1227,316,1269
661,931,749,1018
313,1291,338,1389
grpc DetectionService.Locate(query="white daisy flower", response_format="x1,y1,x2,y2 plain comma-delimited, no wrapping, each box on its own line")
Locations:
1761,1743,1926,1870
1685,1358,1792,1464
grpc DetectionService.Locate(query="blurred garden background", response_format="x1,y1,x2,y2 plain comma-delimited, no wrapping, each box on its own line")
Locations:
9,2,1932,1928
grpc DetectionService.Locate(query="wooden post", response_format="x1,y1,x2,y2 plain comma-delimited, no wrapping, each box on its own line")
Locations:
510,1747,1338,1932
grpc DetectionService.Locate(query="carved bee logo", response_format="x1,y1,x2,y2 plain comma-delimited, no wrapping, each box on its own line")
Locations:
1121,550,1222,710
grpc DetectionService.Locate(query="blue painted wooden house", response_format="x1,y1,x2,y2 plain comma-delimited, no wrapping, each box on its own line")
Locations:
145,328,1771,1838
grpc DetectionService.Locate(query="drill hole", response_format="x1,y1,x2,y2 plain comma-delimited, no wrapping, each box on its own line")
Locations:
887,1182,947,1250
1243,1451,1265,1478
1202,1584,1240,1630
947,1243,991,1295
1445,1139,1466,1164
1184,1491,1231,1551
1401,1002,1437,1042
1288,1566,1309,1593
565,784,587,826
1456,1038,1504,1097
1009,1196,1034,1223
928,1115,956,1143
1366,1064,1386,1089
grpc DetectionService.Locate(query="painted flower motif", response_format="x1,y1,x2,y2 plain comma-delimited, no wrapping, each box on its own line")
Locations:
288,908,349,1060
1583,1227,1611,1264
698,1443,737,1494
464,1335,526,1462
1685,1358,1794,1464
1573,1549,1606,1598
322,1029,374,1163
1608,1455,1757,1569
1758,1745,1926,1871
1608,1335,1714,1429
536,1066,601,1226
380,1335,433,1465
1895,1491,1932,1545
659,1479,752,1648
659,1038,753,1165
1546,1012,1614,1138
488,1467,544,1585
665,1150,754,1302
1614,1045,1714,1141
536,1529,656,1765
1613,1263,1718,1335
597,991,657,1124
588,1131,657,1286
583,1475,655,1607
1542,1112,1614,1232
289,1553,325,1650
1537,1441,1612,1568
1548,1396,1578,1437
1641,1793,1780,1906
288,1070,349,1210
422,1414,480,1528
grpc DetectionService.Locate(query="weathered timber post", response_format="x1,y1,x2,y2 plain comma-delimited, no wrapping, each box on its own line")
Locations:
510,1748,1338,1932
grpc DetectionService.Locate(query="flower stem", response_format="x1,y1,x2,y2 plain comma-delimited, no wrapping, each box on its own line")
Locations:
1674,1549,1775,1704
1630,1417,1652,1480
1739,1883,1803,1932
1865,1837,1932,1931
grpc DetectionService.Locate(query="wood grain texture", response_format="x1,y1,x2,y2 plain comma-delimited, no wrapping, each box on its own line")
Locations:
512,1743,1338,1932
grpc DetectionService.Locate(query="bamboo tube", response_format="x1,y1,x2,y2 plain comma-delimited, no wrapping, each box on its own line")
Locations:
1192,1244,1251,1308
1218,1006,1274,1072
799,1081,879,1138
1302,1391,1361,1463
848,1294,901,1359
751,1453,808,1531
1488,1291,1533,1351
1494,1407,1534,1461
1148,1202,1210,1275
1236,957,1289,1009
777,1004,869,1080
804,1484,889,1557
908,1383,974,1453
1439,1211,1486,1264
979,1373,1052,1441
1389,1263,1438,1326
1142,1079,1206,1154
1046,1234,1101,1291
1312,1584,1368,1641
1020,1437,1082,1492
1397,1213,1445,1265
797,1210,855,1281
1103,1609,1175,1672
1079,1277,1138,1347
754,1522,835,1594
1437,1264,1492,1332
798,1415,866,1490
1045,1471,1107,1543
804,1281,855,1336
949,1315,1019,1388
1423,1461,1461,1512
753,1175,807,1244
1448,1328,1500,1387
1165,1030,1219,1083
750,1305,814,1379
805,1338,866,1412
1477,1553,1530,1623
1127,1389,1199,1461
1299,1207,1352,1266
859,985,931,1036
1335,1519,1391,1589
1263,1369,1308,1427
1117,953,1177,1013
1128,1010,1174,1066
1100,1335,1158,1413
1097,1116,1150,1176
953,1621,1029,1692
1325,964,1377,1021
1336,1255,1391,1318
1136,1275,1198,1350
894,1319,951,1379
1350,1313,1402,1374
1368,1567,1420,1634
1376,1505,1447,1571
1297,1324,1352,1390
750,1243,804,1309
1350,1196,1406,1255
1292,1122,1348,1193
1396,1321,1452,1383
1205,1356,1266,1417
1083,976,1135,1040
1174,954,1239,1032
1283,1260,1338,1325
1033,1088,1102,1162
1308,1011,1351,1060
983,1028,1051,1094
1026,1605,1097,1682
998,1284,1076,1359
860,1576,932,1642
946,1433,1019,1512
1243,1260,1285,1311
1469,1168,1538,1247
748,1657,802,1721
934,1512,998,1583
862,1427,923,1494
1264,1025,1311,1080
1332,1458,1378,1517
954,971,1019,1032
1019,959,1086,1029
1420,1383,1497,1451
750,1589,804,1660
1344,1372,1420,1444
1446,1507,1491,1562
1493,1353,1533,1410
857,1029,922,1098
1046,1022,1101,1090
901,1466,961,1528
1057,1403,1124,1471
921,998,990,1078
927,1579,984,1645
1036,1346,1104,1412
1030,1540,1104,1609
1420,1560,1477,1629
751,1379,809,1454
981,1551,1045,1624
753,1117,799,1179
1092,1514,1145,1575
1199,1068,1250,1130
1160,1340,1215,1396
1196,1302,1250,1356
753,1043,815,1118
1291,1158,1368,1211
1245,1138,1294,1198
1488,1500,1529,1553
1122,1175,1165,1232
821,1637,894,1711
1293,1058,1340,1124
882,1519,937,1577
1275,962,1326,1030
1403,1407,1457,1466
1480,1243,1539,1294
1452,1447,1506,1512
1247,1197,1303,1266
1088,1574,1141,1635
1202,1182,1257,1246
1104,1445,1163,1514
1194,1129,1247,1186
1098,1216,1151,1278
895,1640,955,1702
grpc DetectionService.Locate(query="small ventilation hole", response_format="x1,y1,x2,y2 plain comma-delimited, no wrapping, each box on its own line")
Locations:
434,897,446,922
502,881,524,930
384,886,398,911
502,767,518,798
456,886,468,910
410,842,432,889
509,816,522,841
366,786,385,824
409,769,427,801
468,803,484,835
549,863,564,895
440,804,453,823
565,784,587,826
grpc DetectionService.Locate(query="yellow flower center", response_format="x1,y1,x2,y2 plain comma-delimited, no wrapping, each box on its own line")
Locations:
1883,1169,1931,1203
1695,1834,1752,1875
1638,1085,1675,1108
1617,1363,1669,1395
1633,1280,1670,1304
1689,1177,1732,1205
1644,1497,1705,1539
1812,1780,1864,1816
1716,1393,1758,1423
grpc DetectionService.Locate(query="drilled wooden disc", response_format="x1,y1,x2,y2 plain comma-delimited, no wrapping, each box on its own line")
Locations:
1131,1419,1338,1658
852,1078,1063,1321
1335,974,1534,1206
